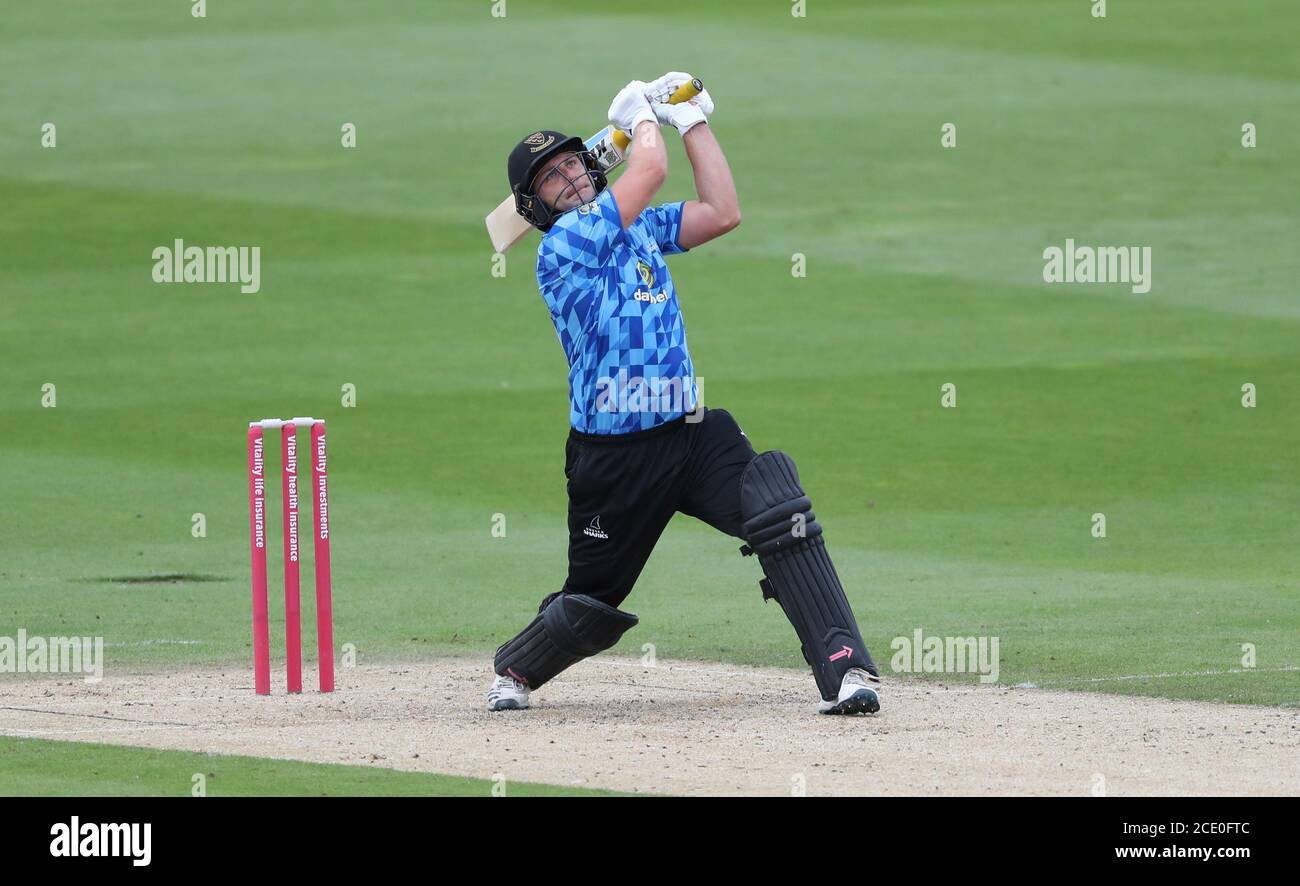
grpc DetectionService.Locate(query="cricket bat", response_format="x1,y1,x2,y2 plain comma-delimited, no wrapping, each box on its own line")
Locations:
485,78,704,253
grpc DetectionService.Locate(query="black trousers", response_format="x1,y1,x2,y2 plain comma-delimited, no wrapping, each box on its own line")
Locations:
562,407,756,608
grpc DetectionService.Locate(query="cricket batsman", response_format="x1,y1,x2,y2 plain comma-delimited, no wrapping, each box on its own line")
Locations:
487,74,882,715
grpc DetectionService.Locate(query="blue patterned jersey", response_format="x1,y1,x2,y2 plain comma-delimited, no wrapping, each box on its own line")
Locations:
536,188,697,434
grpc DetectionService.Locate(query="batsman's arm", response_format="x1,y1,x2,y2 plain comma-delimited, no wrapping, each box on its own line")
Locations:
611,120,668,229
677,124,741,250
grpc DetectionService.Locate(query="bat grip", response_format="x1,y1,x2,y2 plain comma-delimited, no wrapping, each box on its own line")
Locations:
612,78,704,151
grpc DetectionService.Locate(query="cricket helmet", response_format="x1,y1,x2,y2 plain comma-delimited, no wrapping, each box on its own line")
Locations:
507,130,607,232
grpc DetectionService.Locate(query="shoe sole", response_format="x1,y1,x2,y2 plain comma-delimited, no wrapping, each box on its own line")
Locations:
819,688,880,715
488,698,529,712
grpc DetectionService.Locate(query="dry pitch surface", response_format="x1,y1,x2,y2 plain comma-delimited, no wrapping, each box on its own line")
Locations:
3,657,1297,796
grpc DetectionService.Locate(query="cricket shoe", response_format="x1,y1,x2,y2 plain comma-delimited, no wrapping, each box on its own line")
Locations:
817,668,881,715
486,672,530,711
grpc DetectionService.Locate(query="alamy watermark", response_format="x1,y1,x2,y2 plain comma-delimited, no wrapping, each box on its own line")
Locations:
595,370,702,422
0,629,104,682
152,239,261,293
49,817,150,866
1042,238,1151,294
890,629,999,683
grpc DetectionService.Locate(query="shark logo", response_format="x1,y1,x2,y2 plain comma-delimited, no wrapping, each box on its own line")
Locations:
636,260,654,287
583,515,609,540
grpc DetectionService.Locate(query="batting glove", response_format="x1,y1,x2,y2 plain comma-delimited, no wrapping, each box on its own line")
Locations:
643,71,693,103
643,71,714,116
653,97,710,136
607,80,659,140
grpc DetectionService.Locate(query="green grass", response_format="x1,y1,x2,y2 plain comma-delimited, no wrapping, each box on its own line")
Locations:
1,0,1296,736
0,737,624,796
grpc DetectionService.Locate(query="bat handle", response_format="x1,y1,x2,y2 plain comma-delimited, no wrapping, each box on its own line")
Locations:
612,78,704,151
666,78,704,104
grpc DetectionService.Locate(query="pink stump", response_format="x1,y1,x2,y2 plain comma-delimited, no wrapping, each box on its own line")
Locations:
311,421,335,692
281,424,303,693
247,426,270,695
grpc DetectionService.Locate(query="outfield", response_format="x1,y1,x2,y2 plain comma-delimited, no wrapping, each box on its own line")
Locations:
2,1,1297,795
0,737,621,797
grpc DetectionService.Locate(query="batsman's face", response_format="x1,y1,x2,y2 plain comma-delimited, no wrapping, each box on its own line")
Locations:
534,152,596,211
